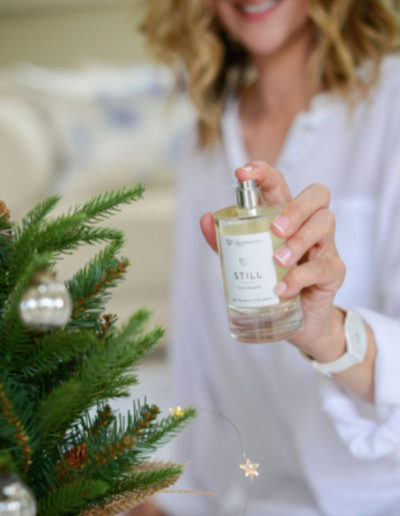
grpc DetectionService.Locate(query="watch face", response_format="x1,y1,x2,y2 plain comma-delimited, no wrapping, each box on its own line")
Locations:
345,310,367,362
351,330,364,359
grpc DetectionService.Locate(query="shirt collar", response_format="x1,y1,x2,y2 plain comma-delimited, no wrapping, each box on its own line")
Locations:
221,91,343,173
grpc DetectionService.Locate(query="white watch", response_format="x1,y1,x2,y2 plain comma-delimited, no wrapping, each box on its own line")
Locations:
310,309,368,377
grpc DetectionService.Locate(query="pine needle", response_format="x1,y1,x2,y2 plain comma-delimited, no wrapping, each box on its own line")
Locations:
80,462,180,516
38,479,109,516
71,184,145,224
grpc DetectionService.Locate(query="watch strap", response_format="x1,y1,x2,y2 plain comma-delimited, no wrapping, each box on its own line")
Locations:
310,310,368,377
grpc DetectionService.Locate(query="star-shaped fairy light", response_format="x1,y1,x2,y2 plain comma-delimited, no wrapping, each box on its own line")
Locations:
169,406,184,417
239,458,260,482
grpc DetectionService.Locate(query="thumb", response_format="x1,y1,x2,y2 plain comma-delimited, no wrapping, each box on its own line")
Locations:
200,212,218,252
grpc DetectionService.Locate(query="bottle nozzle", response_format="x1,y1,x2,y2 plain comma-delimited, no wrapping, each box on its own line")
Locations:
236,180,264,210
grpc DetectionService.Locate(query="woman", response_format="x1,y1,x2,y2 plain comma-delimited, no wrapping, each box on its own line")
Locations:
138,1,400,514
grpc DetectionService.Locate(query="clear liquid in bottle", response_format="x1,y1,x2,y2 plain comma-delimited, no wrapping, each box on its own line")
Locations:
214,180,304,343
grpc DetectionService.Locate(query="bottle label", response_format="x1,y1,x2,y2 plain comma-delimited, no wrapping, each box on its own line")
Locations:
220,232,279,308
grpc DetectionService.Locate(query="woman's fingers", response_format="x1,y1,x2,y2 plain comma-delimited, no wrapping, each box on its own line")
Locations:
201,160,291,251
202,165,335,269
235,161,292,205
200,212,218,252
271,183,331,238
273,208,336,267
276,256,346,298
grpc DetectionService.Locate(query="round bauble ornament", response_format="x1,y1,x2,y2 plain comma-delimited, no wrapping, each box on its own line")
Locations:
18,272,72,331
0,474,36,516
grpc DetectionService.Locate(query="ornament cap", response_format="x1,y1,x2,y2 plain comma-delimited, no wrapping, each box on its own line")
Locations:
0,472,18,491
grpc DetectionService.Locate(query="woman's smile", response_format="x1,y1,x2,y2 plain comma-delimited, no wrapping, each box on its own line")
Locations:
235,0,284,21
213,0,310,57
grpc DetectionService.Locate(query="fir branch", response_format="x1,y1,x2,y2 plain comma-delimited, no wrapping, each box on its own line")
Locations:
89,404,115,437
38,479,109,516
118,308,152,340
0,450,17,475
0,228,12,265
18,195,61,235
137,407,197,453
54,443,89,485
115,323,166,366
57,403,161,486
36,327,164,446
38,226,124,257
0,200,12,269
8,214,85,283
64,403,114,453
97,314,118,338
8,217,121,289
1,197,58,298
0,200,11,230
0,228,13,307
14,330,98,380
71,184,145,224
37,378,85,445
79,461,182,516
34,213,86,253
63,403,116,457
114,460,183,495
79,490,153,516
67,241,128,330
10,186,141,279
64,403,194,494
0,381,32,472
0,228,12,262
88,404,161,466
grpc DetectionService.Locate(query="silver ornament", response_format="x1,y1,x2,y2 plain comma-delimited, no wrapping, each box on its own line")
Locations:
0,474,36,516
18,272,72,331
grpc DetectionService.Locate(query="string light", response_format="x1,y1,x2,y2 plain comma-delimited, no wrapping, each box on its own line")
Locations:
169,406,184,417
196,407,260,515
165,406,260,515
239,458,260,481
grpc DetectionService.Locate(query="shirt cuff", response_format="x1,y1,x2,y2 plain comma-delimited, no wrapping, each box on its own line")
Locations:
317,307,400,460
356,307,400,407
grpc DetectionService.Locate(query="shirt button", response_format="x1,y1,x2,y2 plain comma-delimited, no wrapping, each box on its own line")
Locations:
303,122,315,132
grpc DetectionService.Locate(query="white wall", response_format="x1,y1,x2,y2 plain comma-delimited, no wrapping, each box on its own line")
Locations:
0,0,147,68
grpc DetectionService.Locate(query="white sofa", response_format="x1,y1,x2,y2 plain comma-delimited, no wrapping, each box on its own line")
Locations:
0,64,194,336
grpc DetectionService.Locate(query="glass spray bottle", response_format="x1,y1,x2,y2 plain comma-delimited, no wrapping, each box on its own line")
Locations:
214,179,304,343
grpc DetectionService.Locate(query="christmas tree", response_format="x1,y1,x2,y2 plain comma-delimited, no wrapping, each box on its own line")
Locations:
0,187,195,515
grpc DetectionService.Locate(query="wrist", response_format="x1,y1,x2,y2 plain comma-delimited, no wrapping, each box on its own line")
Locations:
307,307,346,363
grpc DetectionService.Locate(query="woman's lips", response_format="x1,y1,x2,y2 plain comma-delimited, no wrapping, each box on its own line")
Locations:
235,0,283,21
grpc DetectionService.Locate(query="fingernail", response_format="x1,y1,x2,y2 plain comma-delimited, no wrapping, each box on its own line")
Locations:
242,165,254,172
274,247,292,265
274,281,287,296
272,215,290,234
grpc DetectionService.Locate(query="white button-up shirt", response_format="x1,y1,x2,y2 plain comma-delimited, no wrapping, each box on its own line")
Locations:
156,56,400,516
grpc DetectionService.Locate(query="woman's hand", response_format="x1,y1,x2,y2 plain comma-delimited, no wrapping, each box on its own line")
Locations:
200,160,347,362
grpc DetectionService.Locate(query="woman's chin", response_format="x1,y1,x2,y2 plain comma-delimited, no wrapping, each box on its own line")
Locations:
237,33,293,58
237,19,313,61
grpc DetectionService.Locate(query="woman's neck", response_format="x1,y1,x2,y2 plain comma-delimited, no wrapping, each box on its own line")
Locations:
246,29,315,119
239,28,316,165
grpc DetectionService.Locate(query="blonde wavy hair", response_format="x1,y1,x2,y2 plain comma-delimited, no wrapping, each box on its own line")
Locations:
140,0,399,148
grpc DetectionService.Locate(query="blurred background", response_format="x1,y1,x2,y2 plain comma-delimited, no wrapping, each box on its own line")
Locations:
0,0,194,414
